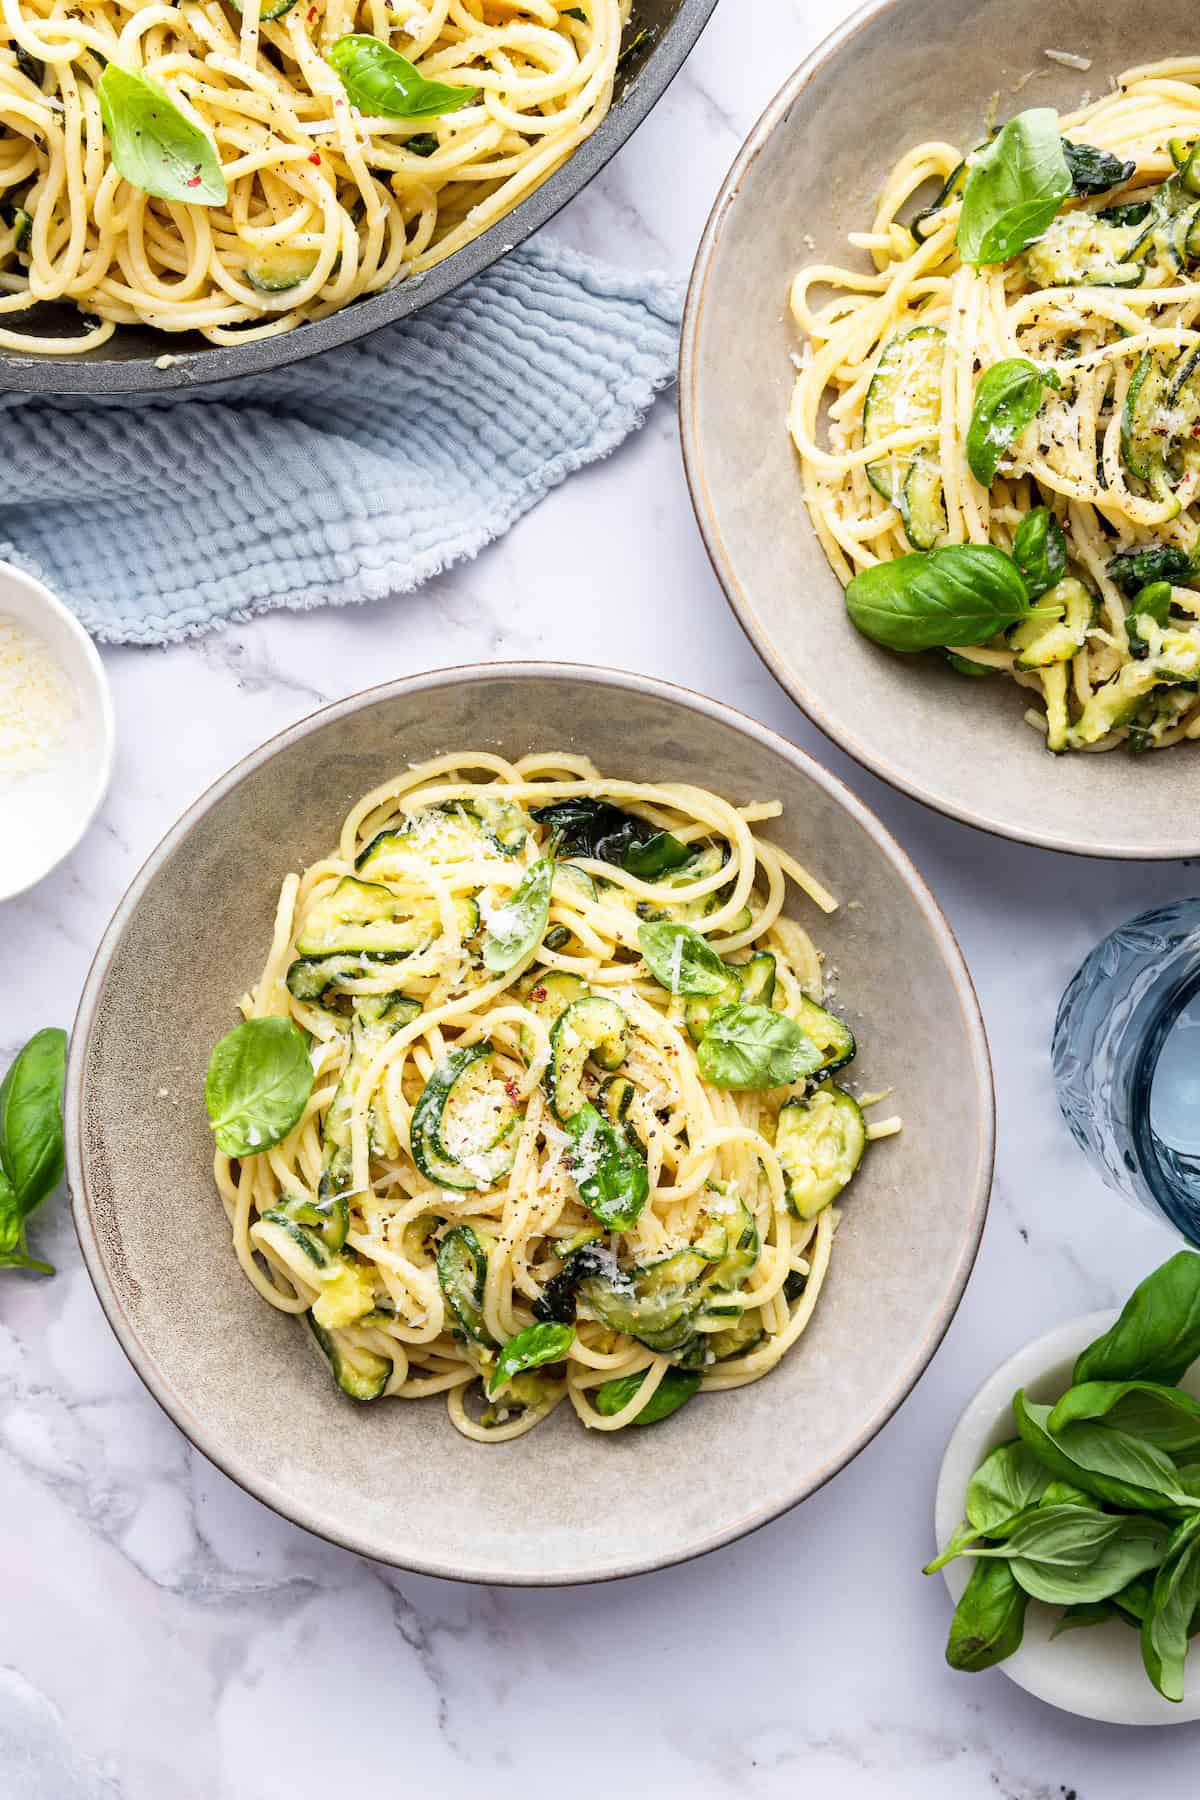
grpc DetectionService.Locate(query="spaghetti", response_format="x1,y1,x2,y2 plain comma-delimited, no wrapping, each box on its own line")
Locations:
0,0,627,355
789,57,1200,754
214,751,895,1440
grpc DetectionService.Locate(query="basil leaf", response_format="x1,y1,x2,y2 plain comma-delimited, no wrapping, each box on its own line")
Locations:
530,797,690,875
923,1518,984,1575
966,359,1058,487
957,108,1071,264
328,35,479,119
1052,1599,1121,1638
532,1242,612,1324
945,1559,1028,1671
981,1509,1173,1607
1049,1380,1200,1454
1142,1513,1200,1702
638,921,730,996
487,1320,574,1397
0,1026,66,1214
1014,1390,1194,1513
1114,1571,1157,1623
563,1102,648,1231
593,1366,700,1424
97,66,226,205
204,1016,314,1157
1074,1252,1200,1386
482,858,554,974
406,133,439,157
965,1439,1053,1534
845,544,1031,652
1062,139,1136,196
1107,544,1197,598
697,1003,823,1090
1039,1478,1093,1508
1012,506,1068,597
0,1168,53,1276
1127,581,1173,659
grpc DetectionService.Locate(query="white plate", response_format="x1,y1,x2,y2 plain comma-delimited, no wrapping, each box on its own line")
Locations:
935,1310,1200,1725
0,563,114,901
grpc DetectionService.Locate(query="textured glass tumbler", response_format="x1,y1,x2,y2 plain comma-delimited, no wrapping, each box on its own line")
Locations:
1053,901,1200,1245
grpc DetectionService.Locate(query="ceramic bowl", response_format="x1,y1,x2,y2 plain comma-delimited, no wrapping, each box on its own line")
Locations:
67,664,993,1584
936,1310,1200,1725
0,563,114,901
680,0,1200,859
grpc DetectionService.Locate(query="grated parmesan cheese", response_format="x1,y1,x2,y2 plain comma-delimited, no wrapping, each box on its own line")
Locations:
0,615,76,776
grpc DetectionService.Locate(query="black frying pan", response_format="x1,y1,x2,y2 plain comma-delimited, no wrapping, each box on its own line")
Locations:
0,0,716,395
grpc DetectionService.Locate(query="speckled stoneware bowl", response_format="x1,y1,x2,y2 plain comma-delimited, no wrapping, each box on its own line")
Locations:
67,664,993,1584
681,0,1200,859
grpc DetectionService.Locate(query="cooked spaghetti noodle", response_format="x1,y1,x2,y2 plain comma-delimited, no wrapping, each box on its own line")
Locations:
213,752,895,1440
790,56,1200,754
0,0,627,355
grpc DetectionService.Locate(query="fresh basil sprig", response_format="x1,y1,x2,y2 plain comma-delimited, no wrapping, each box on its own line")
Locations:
593,1365,700,1424
563,1101,649,1230
1142,1514,1200,1701
697,1003,822,1090
1014,1390,1194,1514
638,920,730,996
946,1560,1029,1670
845,543,1033,653
482,858,554,974
956,108,1071,264
1012,506,1067,598
966,358,1060,487
1074,1252,1200,1386
1063,139,1136,196
327,35,479,119
98,66,227,205
0,1028,67,1276
1049,1380,1200,1454
204,1015,314,1157
487,1320,574,1397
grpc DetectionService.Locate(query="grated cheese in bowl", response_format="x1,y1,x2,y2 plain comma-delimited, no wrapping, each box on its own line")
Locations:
0,614,77,776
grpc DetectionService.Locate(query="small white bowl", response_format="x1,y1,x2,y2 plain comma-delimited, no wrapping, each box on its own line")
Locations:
0,563,114,901
935,1311,1200,1725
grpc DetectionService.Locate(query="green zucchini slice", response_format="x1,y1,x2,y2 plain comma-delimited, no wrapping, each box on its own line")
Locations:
789,994,856,1076
1122,352,1180,504
226,0,302,22
863,327,945,544
516,969,589,1062
296,876,478,958
911,161,966,240
775,1084,867,1220
308,1316,391,1401
685,950,776,1043
707,1309,765,1362
357,803,507,873
1009,576,1095,670
410,1042,520,1191
437,1224,492,1344
547,996,629,1121
471,795,529,855
245,246,319,293
286,951,408,1002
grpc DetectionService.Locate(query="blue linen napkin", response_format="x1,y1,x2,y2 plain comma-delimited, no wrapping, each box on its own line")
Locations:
0,240,681,645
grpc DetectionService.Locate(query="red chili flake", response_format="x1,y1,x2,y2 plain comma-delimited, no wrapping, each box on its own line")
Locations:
308,151,322,165
186,176,201,188
306,4,317,17
530,985,547,1002
503,1078,520,1105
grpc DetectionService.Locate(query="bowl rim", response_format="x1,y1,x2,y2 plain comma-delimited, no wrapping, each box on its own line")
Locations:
0,560,115,902
65,659,995,1584
0,0,718,398
678,0,1191,863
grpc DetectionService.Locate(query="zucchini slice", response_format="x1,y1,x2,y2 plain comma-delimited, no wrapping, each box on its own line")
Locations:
437,1224,492,1344
1128,684,1199,751
1024,211,1144,289
308,1316,391,1401
1009,576,1095,670
286,951,408,1002
410,1042,520,1191
254,1213,377,1327
704,1196,760,1292
911,160,966,241
296,877,479,958
357,804,509,873
471,795,529,855
789,993,856,1076
1122,352,1180,504
245,246,319,294
707,1309,765,1362
547,996,629,1121
579,1264,700,1356
1066,628,1200,746
516,968,589,1062
684,950,777,1043
227,0,300,17
775,1084,867,1219
863,326,945,547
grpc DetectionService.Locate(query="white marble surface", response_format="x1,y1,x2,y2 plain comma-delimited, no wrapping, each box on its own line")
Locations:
5,3,1200,1794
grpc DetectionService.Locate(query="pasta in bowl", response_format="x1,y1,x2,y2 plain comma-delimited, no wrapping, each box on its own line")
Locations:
210,751,900,1441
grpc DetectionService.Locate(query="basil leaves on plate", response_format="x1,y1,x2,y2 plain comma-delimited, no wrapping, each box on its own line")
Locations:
530,796,690,876
98,65,227,205
328,35,479,119
845,543,1032,652
487,1321,574,1397
1012,506,1068,597
927,1253,1200,1701
696,1003,822,1090
0,1028,67,1277
593,1365,700,1425
957,108,1072,265
204,1015,314,1157
482,858,554,974
563,1102,649,1231
966,358,1060,487
638,920,729,996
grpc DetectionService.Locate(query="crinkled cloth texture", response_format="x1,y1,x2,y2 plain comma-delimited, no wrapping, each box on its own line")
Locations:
0,240,682,644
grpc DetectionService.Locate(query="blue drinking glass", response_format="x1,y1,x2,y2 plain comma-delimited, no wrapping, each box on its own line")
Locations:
1053,900,1200,1244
